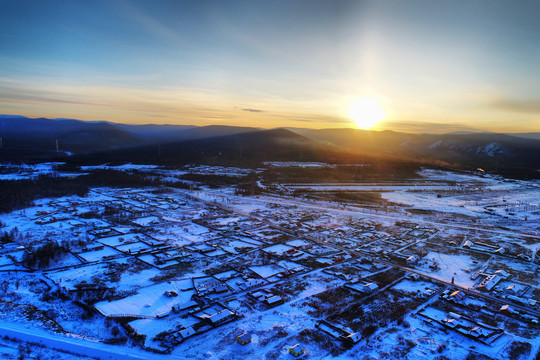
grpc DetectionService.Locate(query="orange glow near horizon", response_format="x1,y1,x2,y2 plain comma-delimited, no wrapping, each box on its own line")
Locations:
347,97,386,130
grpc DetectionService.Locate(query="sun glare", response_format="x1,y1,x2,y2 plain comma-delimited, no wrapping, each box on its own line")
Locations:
347,97,385,130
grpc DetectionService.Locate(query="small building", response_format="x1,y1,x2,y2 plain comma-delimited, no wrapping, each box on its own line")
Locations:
83,243,104,252
469,326,485,339
164,290,178,297
463,240,474,249
156,311,169,318
440,289,450,299
207,309,234,325
516,253,530,261
264,295,284,308
500,304,513,314
363,283,379,293
171,300,198,313
448,290,466,303
494,269,510,278
214,284,229,294
448,312,462,320
442,318,458,328
179,327,196,339
236,333,251,345
346,332,361,343
289,344,305,357
477,274,502,292
406,255,419,264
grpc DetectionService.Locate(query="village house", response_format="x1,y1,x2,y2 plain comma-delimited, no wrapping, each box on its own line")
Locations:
236,333,251,345
179,327,196,340
263,295,284,308
477,269,510,292
205,309,235,326
364,283,379,293
289,344,305,357
448,290,466,303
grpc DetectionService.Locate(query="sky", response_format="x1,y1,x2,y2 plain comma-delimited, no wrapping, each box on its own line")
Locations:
1,0,540,133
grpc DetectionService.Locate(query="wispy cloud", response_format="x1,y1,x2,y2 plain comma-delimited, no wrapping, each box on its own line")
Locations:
491,98,540,114
0,78,346,128
378,120,482,134
271,113,350,125
118,2,192,50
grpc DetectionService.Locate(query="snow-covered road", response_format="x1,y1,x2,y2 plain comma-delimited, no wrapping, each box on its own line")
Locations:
0,321,176,360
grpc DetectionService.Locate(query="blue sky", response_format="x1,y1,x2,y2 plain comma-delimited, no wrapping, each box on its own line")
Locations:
1,0,540,132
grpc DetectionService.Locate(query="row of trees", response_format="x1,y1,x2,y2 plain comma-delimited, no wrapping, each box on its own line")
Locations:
0,227,19,242
21,240,67,268
0,169,159,214
0,175,88,214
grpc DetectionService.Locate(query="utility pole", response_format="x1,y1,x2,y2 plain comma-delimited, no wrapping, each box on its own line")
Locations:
0,137,3,149
56,139,59,153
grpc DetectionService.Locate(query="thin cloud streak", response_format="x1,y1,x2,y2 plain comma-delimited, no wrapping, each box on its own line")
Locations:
491,98,540,114
0,79,351,128
241,108,265,113
378,120,482,134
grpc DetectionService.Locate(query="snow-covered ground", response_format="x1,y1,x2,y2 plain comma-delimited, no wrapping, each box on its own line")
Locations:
0,164,538,360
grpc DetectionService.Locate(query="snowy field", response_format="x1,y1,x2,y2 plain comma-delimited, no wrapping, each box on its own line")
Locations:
95,280,196,318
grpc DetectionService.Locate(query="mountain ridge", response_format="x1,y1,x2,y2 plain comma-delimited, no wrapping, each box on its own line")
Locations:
1,116,539,176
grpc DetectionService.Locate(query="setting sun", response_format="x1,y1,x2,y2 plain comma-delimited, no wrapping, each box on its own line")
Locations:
347,97,386,130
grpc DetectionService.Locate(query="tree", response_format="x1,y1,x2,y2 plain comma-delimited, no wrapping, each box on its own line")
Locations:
361,324,378,338
111,326,121,338
17,344,27,360
21,240,67,268
0,280,9,295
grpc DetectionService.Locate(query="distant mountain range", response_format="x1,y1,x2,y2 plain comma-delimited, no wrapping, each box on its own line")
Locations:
0,116,257,154
71,128,343,167
1,115,539,176
290,128,540,172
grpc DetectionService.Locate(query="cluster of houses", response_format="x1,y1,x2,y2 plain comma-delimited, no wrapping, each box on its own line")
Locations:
474,269,539,310
315,320,361,344
345,281,379,295
463,240,532,261
3,176,538,359
248,289,284,308
418,306,504,346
